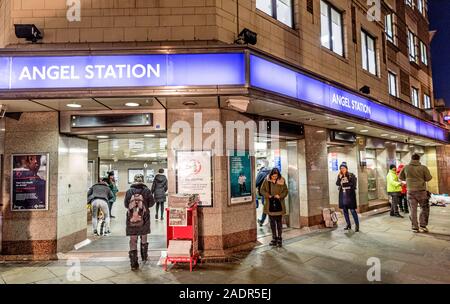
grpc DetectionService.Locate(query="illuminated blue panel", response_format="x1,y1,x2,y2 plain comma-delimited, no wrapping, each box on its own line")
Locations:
6,53,245,89
250,54,448,142
0,57,10,89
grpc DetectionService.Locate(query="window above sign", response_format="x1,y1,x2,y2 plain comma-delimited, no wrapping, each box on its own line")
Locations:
256,0,293,28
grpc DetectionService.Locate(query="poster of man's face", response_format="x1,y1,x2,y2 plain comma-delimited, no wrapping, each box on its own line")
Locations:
12,154,48,211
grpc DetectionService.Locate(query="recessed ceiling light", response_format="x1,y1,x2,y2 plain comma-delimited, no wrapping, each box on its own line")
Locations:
97,135,109,139
391,136,398,139
280,112,292,116
67,103,82,108
409,140,415,142
381,134,389,137
360,129,369,133
183,101,198,106
385,141,391,144
125,102,140,107
144,134,156,138
316,130,325,133
346,126,355,130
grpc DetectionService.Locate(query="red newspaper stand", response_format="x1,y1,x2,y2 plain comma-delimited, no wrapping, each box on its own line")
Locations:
164,203,199,272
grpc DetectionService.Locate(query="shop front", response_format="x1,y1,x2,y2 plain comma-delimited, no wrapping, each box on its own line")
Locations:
0,46,448,259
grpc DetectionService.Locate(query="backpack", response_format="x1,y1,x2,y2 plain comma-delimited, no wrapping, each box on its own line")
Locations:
127,191,146,227
256,169,270,195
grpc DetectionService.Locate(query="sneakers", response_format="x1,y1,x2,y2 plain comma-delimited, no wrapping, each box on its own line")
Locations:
93,230,99,236
412,228,420,233
104,230,111,236
344,225,351,230
420,226,429,233
355,225,359,232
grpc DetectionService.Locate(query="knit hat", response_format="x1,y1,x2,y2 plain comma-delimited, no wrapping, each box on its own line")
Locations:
339,162,348,170
134,174,144,183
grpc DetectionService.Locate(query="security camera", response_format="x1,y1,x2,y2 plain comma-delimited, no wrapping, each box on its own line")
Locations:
0,105,6,118
226,98,250,112
14,24,43,43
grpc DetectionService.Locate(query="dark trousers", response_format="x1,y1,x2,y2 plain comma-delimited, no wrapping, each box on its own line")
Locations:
155,201,165,218
107,200,114,216
343,207,359,227
389,192,401,215
399,194,409,212
269,215,283,239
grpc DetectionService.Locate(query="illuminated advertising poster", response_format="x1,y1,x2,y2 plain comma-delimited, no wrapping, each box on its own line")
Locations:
176,151,212,207
11,154,49,211
229,151,253,205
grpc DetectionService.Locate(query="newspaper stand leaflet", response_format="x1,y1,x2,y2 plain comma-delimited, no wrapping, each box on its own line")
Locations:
165,203,199,272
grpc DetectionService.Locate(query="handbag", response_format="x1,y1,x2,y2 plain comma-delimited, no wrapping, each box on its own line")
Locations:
268,181,282,212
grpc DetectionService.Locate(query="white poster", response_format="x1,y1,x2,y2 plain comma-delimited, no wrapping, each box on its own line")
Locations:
176,151,212,207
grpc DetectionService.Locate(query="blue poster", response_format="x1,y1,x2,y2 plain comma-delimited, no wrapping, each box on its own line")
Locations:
229,151,252,204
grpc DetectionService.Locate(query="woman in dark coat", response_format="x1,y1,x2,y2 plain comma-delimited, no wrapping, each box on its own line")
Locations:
151,168,168,221
336,162,359,232
124,174,155,270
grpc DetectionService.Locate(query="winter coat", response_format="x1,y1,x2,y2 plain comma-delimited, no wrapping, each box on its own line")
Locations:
260,176,289,216
151,174,168,202
124,183,155,236
396,165,407,194
87,183,114,204
387,169,402,193
336,173,357,210
398,160,432,192
108,182,119,203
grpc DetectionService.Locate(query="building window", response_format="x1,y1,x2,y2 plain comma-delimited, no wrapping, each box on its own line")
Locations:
408,30,418,63
361,30,377,75
423,93,431,109
320,0,344,56
388,72,398,97
418,0,423,13
411,87,420,108
256,0,293,27
385,14,395,44
420,41,428,65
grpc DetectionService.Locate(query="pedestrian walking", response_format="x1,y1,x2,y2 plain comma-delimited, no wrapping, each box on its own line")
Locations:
151,168,168,221
260,167,289,247
124,174,155,270
256,161,271,226
87,179,114,236
336,162,359,232
106,171,119,219
387,164,404,218
398,154,432,233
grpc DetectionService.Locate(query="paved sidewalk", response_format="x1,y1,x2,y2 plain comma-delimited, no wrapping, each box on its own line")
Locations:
1,207,450,284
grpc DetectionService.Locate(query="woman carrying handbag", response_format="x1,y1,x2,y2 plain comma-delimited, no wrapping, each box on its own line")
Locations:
260,168,289,247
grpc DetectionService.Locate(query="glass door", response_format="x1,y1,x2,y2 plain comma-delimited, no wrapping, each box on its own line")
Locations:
366,149,378,201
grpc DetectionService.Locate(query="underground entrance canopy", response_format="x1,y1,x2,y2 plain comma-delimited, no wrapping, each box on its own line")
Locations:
0,52,447,142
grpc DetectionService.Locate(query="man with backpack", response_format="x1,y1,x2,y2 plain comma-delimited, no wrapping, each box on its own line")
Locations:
256,160,271,226
124,174,155,270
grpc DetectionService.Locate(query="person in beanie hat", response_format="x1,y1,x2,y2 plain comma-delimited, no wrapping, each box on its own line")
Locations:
124,173,155,270
336,162,359,232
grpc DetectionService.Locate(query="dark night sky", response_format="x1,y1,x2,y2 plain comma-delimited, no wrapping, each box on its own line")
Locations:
429,0,450,107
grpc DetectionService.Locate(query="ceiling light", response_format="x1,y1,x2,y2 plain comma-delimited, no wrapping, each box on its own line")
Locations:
316,130,325,133
385,141,391,144
97,135,109,139
183,101,198,106
346,127,355,130
280,112,292,116
360,129,369,133
125,102,140,107
380,134,389,137
144,134,156,138
409,140,415,143
66,103,82,108
390,136,398,139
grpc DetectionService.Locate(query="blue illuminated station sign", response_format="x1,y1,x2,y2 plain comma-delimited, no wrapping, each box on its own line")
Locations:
0,52,447,142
